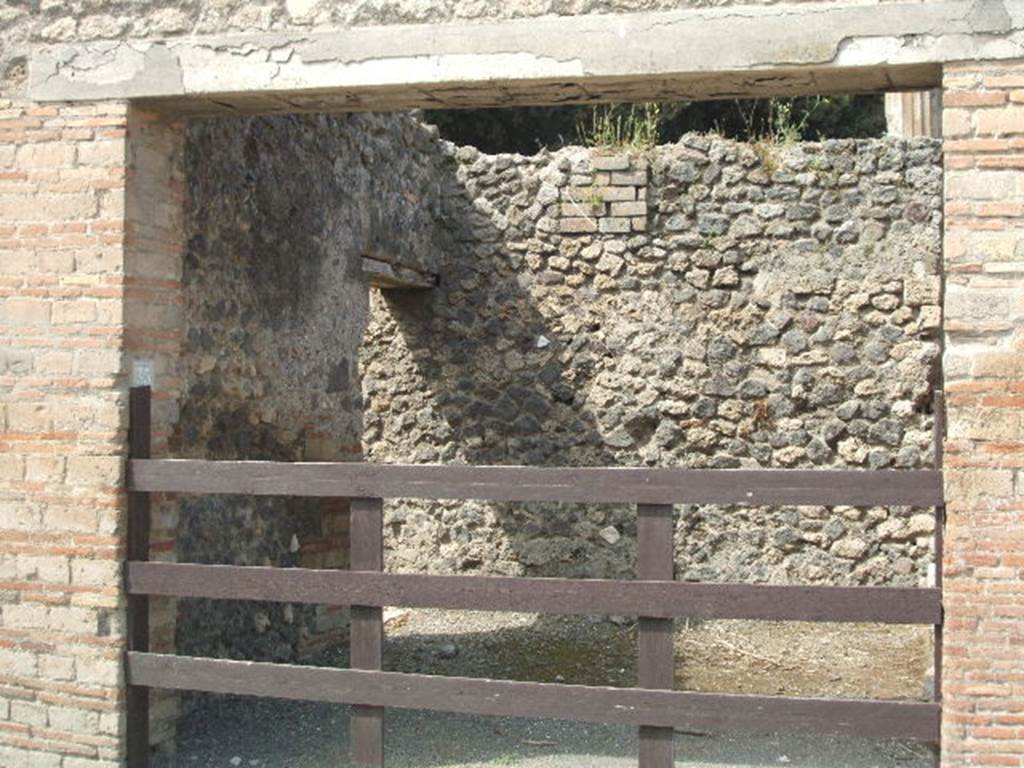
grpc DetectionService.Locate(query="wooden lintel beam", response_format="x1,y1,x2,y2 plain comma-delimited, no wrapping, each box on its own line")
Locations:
362,256,437,290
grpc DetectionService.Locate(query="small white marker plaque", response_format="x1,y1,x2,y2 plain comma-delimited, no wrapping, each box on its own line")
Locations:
131,358,154,388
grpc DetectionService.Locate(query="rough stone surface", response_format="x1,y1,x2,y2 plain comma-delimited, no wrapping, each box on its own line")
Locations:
360,134,944,587
21,2,1024,112
182,121,942,592
177,111,451,663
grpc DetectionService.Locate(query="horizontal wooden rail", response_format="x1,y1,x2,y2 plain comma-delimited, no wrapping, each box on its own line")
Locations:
127,652,940,741
129,460,944,506
123,387,946,767
127,562,942,625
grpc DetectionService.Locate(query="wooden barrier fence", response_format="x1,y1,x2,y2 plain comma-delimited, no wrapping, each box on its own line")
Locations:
124,386,945,767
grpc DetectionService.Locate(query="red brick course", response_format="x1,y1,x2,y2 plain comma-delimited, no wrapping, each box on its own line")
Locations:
943,59,1024,768
0,99,185,765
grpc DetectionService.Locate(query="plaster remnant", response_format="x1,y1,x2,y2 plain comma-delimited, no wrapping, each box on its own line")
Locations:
967,0,1011,34
834,36,916,68
27,0,1024,109
286,0,319,19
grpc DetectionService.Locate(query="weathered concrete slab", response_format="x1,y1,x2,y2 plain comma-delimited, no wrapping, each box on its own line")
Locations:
28,0,1024,113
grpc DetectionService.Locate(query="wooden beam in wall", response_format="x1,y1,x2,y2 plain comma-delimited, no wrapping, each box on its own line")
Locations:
362,256,437,290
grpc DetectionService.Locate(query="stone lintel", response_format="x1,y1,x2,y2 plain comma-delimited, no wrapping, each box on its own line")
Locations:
29,0,1024,115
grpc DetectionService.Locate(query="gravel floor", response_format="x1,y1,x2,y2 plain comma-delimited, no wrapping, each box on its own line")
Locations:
161,609,934,768
166,698,933,768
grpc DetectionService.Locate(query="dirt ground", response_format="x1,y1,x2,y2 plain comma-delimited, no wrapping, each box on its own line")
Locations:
366,608,933,701
165,609,934,767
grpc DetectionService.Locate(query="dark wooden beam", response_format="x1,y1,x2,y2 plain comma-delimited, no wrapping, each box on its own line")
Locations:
362,256,437,290
350,498,384,767
932,390,946,699
126,387,151,768
127,653,941,741
129,460,945,507
638,504,675,768
126,562,942,625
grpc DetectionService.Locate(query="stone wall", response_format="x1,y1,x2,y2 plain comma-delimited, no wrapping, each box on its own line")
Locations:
178,119,944,657
1,0,920,99
940,58,1024,767
176,111,450,662
2,2,1023,765
0,89,947,764
362,135,944,586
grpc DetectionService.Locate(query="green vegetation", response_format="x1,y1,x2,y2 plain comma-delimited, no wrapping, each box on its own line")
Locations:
766,96,823,144
575,102,664,149
752,140,780,176
423,94,885,153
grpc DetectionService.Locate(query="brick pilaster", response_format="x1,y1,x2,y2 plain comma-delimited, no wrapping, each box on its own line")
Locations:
0,98,185,765
123,106,186,754
942,59,1024,767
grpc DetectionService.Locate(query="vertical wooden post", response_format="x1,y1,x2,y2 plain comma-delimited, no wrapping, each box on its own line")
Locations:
932,390,945,768
637,503,675,768
350,497,384,766
126,386,151,768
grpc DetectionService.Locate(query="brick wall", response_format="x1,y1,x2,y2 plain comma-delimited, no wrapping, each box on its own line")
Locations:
0,97,131,768
942,59,1024,767
122,108,185,754
0,97,184,765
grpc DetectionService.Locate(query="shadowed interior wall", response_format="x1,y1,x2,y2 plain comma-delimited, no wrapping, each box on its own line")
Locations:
176,112,449,664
